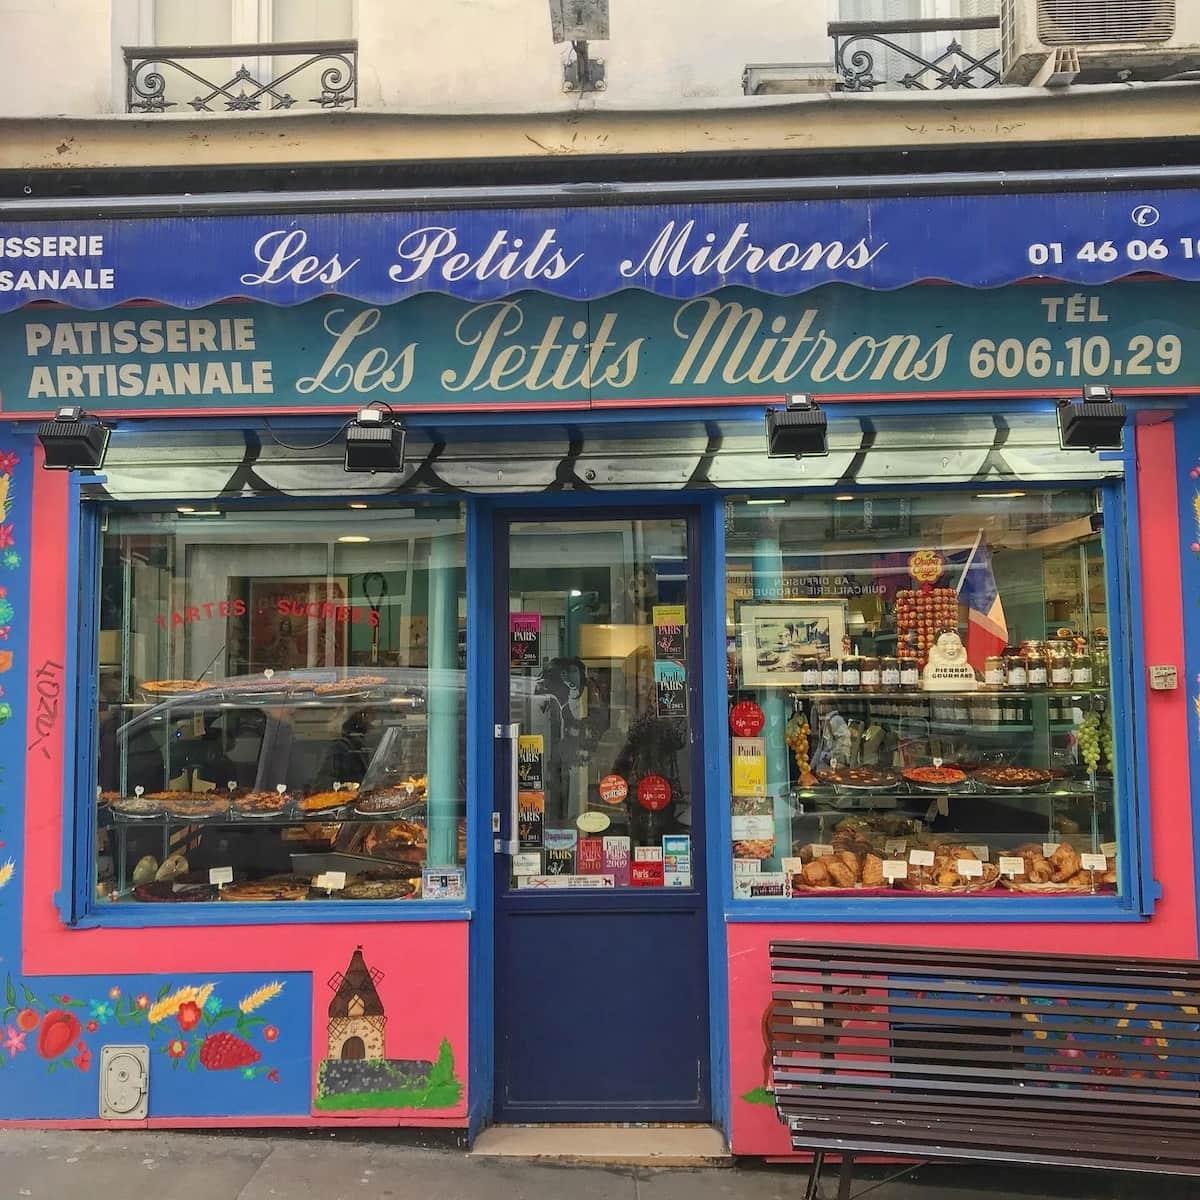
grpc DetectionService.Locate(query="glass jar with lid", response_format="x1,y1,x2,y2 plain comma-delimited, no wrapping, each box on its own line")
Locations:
800,656,821,689
1021,640,1048,688
1071,648,1093,687
880,655,901,690
860,655,881,690
983,654,1006,689
1004,648,1028,688
820,655,839,689
1092,629,1110,688
1047,640,1072,688
840,655,862,690
899,656,920,690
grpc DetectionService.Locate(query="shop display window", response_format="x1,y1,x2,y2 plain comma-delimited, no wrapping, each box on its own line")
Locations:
91,504,467,905
725,489,1123,901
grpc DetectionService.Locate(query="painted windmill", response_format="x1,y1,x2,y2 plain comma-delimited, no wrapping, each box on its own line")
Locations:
327,946,386,1061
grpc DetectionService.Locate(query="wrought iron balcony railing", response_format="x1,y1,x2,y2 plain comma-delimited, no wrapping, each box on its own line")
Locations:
124,40,357,113
829,16,1000,92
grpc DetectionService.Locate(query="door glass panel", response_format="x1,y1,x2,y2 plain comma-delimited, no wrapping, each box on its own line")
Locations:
505,518,694,891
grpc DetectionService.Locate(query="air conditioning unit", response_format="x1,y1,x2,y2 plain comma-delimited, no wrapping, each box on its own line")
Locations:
1001,0,1200,85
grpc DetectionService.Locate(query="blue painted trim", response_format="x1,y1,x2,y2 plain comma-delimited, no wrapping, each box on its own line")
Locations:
699,492,731,1134
725,899,1147,923
57,475,89,924
466,496,496,1143
1106,470,1156,913
73,904,472,927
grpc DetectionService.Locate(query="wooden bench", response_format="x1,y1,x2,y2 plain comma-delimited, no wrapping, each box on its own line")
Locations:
768,941,1200,1200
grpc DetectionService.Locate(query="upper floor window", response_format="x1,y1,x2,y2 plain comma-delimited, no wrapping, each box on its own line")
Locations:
126,0,356,113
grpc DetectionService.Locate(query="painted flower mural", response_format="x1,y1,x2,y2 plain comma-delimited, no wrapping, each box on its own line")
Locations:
0,975,287,1082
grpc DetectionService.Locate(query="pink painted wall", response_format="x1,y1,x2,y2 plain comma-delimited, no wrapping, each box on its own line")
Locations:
727,419,1197,1155
23,457,468,1126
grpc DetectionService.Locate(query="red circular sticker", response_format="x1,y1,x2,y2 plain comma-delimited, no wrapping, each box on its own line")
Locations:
598,774,629,805
637,775,672,811
730,700,765,737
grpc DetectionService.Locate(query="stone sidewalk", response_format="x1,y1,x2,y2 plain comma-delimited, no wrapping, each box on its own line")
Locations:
0,1129,1195,1200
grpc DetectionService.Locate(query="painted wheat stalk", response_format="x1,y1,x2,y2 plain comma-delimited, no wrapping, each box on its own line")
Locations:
0,860,14,889
238,981,284,1014
148,982,215,1024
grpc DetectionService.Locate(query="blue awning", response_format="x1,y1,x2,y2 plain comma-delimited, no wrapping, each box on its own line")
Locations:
0,189,1195,311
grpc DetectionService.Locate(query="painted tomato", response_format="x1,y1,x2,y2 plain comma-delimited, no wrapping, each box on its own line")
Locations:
176,1001,202,1032
37,1010,81,1059
15,1008,39,1032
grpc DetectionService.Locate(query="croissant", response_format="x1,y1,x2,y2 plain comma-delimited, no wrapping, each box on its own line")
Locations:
826,860,856,888
800,861,830,887
1050,843,1082,883
935,868,962,887
861,853,884,887
837,850,862,879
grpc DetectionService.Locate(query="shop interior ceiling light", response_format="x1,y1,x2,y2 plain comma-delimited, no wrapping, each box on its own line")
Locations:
37,405,111,470
344,407,406,473
766,393,828,458
1057,385,1127,451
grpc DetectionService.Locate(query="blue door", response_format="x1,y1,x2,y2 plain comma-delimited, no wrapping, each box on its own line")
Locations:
492,510,711,1122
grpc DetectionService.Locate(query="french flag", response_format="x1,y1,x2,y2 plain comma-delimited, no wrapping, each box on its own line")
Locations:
955,532,1009,672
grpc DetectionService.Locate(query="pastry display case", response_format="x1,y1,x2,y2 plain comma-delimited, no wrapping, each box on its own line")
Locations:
725,487,1124,901
91,505,468,905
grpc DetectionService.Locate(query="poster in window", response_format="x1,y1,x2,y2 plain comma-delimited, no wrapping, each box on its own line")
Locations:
510,612,541,668
737,601,848,687
518,790,545,849
652,604,686,662
731,737,767,797
517,734,544,792
654,659,687,717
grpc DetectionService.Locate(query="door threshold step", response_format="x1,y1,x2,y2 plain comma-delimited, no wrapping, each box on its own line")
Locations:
471,1123,731,1166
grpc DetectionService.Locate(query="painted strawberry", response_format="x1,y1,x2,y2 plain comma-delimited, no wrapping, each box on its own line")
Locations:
197,1031,261,1071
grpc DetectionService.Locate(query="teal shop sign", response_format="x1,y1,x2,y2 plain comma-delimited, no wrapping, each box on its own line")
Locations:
0,282,1191,416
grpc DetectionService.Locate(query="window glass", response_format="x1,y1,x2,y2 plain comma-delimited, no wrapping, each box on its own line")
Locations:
94,504,466,905
725,489,1121,900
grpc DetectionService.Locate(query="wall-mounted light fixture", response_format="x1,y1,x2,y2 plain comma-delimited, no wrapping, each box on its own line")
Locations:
766,393,828,458
550,0,609,92
344,407,406,474
37,405,110,470
1057,385,1127,451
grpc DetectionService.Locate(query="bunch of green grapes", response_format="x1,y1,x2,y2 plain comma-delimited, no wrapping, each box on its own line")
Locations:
1099,712,1115,774
1077,711,1101,773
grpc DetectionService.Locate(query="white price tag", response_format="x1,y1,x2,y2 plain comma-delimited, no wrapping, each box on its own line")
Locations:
968,845,991,863
276,783,288,795
956,858,984,878
1042,842,1061,857
732,858,761,876
209,866,234,886
998,856,1025,876
884,838,908,854
909,848,935,867
780,857,805,875
134,785,145,797
882,860,908,882
809,843,835,858
227,780,238,794
325,870,346,890
1080,853,1107,872
1101,841,1118,857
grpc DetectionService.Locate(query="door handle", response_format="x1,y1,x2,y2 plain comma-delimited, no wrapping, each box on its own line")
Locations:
494,722,520,855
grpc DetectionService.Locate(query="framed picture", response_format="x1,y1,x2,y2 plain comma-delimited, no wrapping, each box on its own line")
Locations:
738,601,848,687
239,575,351,673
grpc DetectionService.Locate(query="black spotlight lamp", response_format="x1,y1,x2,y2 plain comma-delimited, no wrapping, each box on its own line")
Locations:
344,406,406,473
1057,385,1127,451
37,405,110,470
766,393,828,458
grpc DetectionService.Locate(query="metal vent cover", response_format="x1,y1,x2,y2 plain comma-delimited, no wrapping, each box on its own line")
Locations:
1037,0,1175,45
